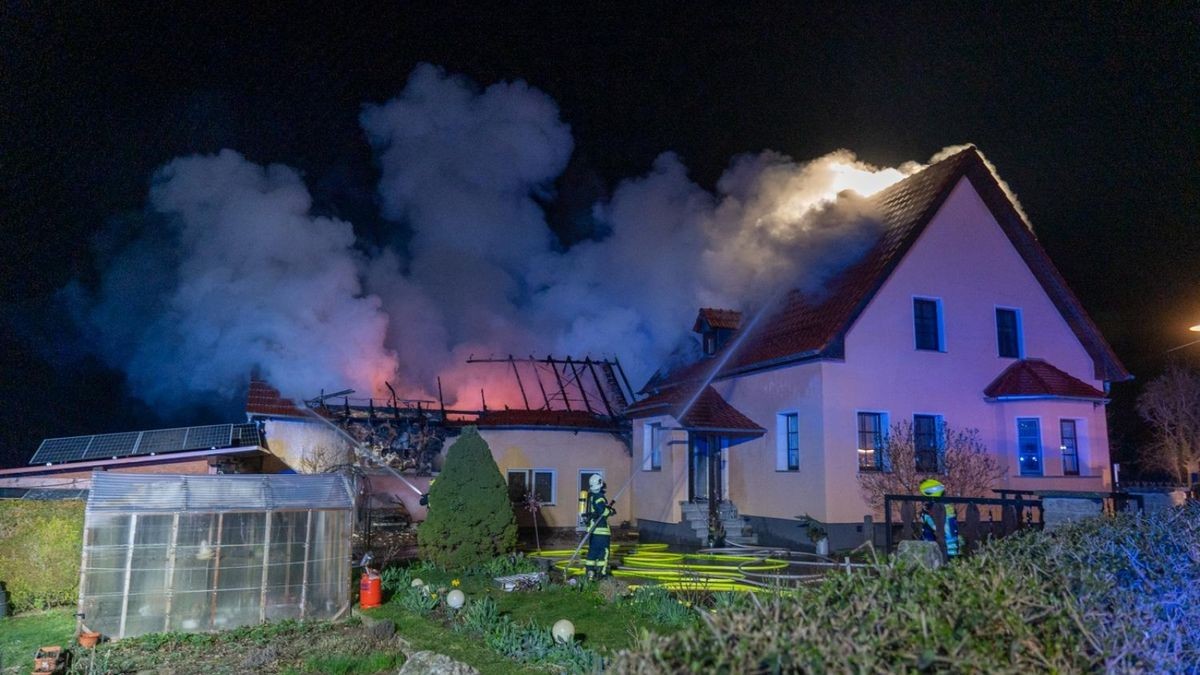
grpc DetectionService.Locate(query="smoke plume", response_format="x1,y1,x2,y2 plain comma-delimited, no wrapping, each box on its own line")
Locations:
79,63,947,411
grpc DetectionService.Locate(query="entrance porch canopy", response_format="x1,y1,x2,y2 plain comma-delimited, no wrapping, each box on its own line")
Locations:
626,385,765,437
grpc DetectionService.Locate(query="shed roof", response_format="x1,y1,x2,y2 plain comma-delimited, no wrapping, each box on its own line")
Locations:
86,471,354,514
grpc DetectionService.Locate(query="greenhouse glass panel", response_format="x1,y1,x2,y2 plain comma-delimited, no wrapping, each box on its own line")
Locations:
79,472,353,639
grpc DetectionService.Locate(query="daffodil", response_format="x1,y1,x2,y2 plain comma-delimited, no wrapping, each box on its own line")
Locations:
451,579,461,587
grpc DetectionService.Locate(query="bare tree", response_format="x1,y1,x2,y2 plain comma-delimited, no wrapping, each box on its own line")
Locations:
858,421,1006,513
297,441,353,474
1136,362,1200,483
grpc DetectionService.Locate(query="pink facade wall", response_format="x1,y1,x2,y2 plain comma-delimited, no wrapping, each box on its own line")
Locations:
630,176,1113,527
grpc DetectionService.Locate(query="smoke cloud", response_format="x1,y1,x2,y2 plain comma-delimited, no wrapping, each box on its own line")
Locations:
79,63,942,411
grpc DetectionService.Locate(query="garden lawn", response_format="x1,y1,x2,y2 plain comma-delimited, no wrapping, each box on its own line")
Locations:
0,608,76,674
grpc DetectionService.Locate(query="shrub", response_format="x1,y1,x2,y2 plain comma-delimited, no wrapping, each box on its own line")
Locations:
612,504,1200,673
418,427,516,568
0,500,85,611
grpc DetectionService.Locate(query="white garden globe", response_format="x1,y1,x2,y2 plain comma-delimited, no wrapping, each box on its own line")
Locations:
552,619,575,644
411,578,425,588
446,589,465,609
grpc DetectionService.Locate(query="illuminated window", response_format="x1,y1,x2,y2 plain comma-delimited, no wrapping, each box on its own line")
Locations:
996,308,1022,358
914,298,944,351
857,412,887,471
1060,420,1079,476
1017,418,1042,476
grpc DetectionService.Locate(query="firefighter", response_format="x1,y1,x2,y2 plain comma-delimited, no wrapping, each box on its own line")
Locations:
419,478,436,507
584,473,615,580
918,478,963,559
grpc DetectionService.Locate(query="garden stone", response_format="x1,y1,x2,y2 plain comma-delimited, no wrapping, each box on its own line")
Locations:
397,651,480,675
240,646,278,669
366,617,396,642
895,540,943,569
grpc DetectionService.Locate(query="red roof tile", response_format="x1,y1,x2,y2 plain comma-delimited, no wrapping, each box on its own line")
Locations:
984,359,1107,400
626,386,764,434
693,308,742,332
645,147,1129,393
456,408,622,431
246,380,309,417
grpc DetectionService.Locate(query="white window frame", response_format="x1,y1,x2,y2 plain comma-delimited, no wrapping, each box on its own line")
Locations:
507,468,557,505
642,422,663,471
994,306,1024,359
1016,417,1043,477
856,410,890,473
912,296,946,352
776,411,800,471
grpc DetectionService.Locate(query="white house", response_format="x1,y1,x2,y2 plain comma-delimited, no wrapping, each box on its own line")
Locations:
625,146,1130,549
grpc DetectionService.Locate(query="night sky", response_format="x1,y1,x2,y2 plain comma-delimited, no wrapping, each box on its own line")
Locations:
1,3,1197,468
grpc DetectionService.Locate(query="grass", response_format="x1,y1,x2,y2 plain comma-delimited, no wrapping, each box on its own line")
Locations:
291,651,398,674
367,604,539,674
0,608,76,673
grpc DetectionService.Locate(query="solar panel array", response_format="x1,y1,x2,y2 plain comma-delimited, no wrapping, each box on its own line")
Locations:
30,423,261,466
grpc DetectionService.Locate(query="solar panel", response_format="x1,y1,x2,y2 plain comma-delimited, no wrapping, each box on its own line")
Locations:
30,436,94,464
231,423,261,447
135,427,188,455
182,424,233,450
30,423,254,466
82,432,140,460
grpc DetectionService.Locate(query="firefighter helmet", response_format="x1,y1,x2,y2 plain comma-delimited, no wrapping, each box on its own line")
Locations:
919,478,945,498
588,473,605,493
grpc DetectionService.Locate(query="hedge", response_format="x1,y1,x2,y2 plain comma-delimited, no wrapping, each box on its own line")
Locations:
612,503,1200,673
0,500,85,612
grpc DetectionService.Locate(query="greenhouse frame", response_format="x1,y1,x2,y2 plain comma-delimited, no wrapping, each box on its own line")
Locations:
78,471,354,638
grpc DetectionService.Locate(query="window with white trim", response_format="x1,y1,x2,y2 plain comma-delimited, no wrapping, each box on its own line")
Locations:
506,468,556,505
1017,418,1042,476
776,412,799,471
857,412,888,472
913,298,944,351
1060,419,1080,476
642,422,663,471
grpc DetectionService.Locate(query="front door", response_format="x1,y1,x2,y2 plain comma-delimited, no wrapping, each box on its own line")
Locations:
688,434,726,502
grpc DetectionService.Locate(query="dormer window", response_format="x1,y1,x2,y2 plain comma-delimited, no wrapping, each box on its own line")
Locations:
693,308,743,358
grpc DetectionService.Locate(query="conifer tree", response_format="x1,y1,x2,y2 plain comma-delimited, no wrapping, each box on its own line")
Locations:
418,426,517,568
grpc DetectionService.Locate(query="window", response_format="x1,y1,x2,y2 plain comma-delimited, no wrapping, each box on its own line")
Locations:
506,469,556,505
857,412,887,471
913,414,942,473
642,423,663,471
777,413,799,471
996,308,1022,358
913,298,943,351
1017,418,1042,476
1060,420,1080,476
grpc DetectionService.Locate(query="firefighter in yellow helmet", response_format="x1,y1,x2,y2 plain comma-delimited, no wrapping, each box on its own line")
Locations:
918,478,963,558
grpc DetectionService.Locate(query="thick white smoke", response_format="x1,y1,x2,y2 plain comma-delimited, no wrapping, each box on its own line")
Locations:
81,63,942,410
77,150,398,409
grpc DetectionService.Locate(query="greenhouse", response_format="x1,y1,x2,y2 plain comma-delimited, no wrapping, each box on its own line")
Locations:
78,471,354,639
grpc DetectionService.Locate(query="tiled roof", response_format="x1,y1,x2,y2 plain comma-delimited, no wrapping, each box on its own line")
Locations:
984,359,1107,400
626,386,765,434
246,380,309,417
645,146,1130,393
693,308,742,332
455,409,623,431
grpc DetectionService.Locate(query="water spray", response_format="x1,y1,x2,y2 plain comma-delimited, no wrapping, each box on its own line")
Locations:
300,403,426,497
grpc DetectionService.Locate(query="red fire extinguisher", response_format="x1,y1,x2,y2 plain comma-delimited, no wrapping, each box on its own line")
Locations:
359,568,382,609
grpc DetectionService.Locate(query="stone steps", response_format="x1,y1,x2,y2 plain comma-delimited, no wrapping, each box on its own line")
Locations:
679,501,758,546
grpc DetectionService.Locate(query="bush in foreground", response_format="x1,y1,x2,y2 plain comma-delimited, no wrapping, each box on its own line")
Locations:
612,504,1200,673
0,500,84,611
418,427,516,568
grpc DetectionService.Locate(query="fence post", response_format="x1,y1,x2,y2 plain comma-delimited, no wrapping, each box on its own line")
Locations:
884,496,893,554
